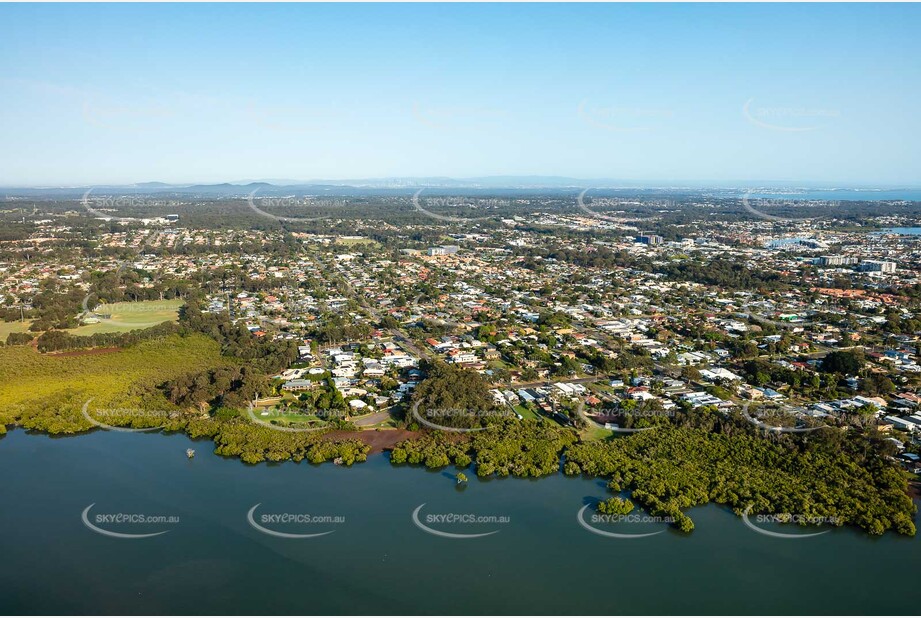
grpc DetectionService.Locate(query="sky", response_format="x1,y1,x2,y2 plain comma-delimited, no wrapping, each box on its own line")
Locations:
1,3,920,187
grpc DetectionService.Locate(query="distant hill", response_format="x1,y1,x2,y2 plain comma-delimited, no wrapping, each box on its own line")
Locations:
2,177,919,200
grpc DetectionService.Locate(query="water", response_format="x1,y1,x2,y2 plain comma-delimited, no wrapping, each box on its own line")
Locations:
748,189,921,202
1,428,918,615
881,227,921,235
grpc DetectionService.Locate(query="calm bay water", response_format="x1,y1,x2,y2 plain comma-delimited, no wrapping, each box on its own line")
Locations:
749,190,921,201
882,227,921,235
1,428,918,615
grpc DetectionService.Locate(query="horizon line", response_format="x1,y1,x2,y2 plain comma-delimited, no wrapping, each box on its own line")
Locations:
3,176,921,191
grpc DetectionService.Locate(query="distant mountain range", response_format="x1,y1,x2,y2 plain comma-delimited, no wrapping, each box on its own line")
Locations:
2,177,919,199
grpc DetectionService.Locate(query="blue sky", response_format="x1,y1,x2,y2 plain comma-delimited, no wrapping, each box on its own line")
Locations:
1,3,920,186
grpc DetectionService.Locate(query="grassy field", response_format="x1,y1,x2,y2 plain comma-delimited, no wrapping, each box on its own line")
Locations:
0,333,227,433
579,424,615,441
334,236,379,247
253,406,329,427
513,404,539,420
0,321,32,340
67,299,184,335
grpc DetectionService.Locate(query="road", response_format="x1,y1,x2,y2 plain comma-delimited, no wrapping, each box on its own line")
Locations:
330,264,436,362
389,331,433,361
353,409,393,427
504,376,605,390
574,400,607,430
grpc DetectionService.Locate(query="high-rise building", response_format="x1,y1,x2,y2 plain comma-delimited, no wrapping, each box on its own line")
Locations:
636,234,663,245
816,255,858,266
859,260,897,273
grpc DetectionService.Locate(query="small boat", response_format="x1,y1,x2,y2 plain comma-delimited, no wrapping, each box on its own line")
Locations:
186,449,195,458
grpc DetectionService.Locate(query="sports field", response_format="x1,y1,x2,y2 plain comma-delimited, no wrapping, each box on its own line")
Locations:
67,299,184,335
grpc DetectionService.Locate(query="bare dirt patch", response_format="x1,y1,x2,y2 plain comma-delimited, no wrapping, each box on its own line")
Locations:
325,429,421,453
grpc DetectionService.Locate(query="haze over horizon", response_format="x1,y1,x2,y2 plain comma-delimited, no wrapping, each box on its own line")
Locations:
1,3,919,186
5,175,921,191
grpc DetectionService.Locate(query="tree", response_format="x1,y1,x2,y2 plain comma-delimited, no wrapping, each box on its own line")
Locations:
820,350,862,374
411,361,499,429
5,332,33,346
861,374,895,396
597,497,633,516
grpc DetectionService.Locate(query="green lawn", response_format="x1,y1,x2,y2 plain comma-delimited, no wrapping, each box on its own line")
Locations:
255,407,326,425
68,299,184,335
334,236,379,247
579,424,615,441
0,321,32,340
513,404,539,420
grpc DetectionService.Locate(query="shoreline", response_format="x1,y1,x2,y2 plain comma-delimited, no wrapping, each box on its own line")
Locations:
324,428,421,454
2,420,918,538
